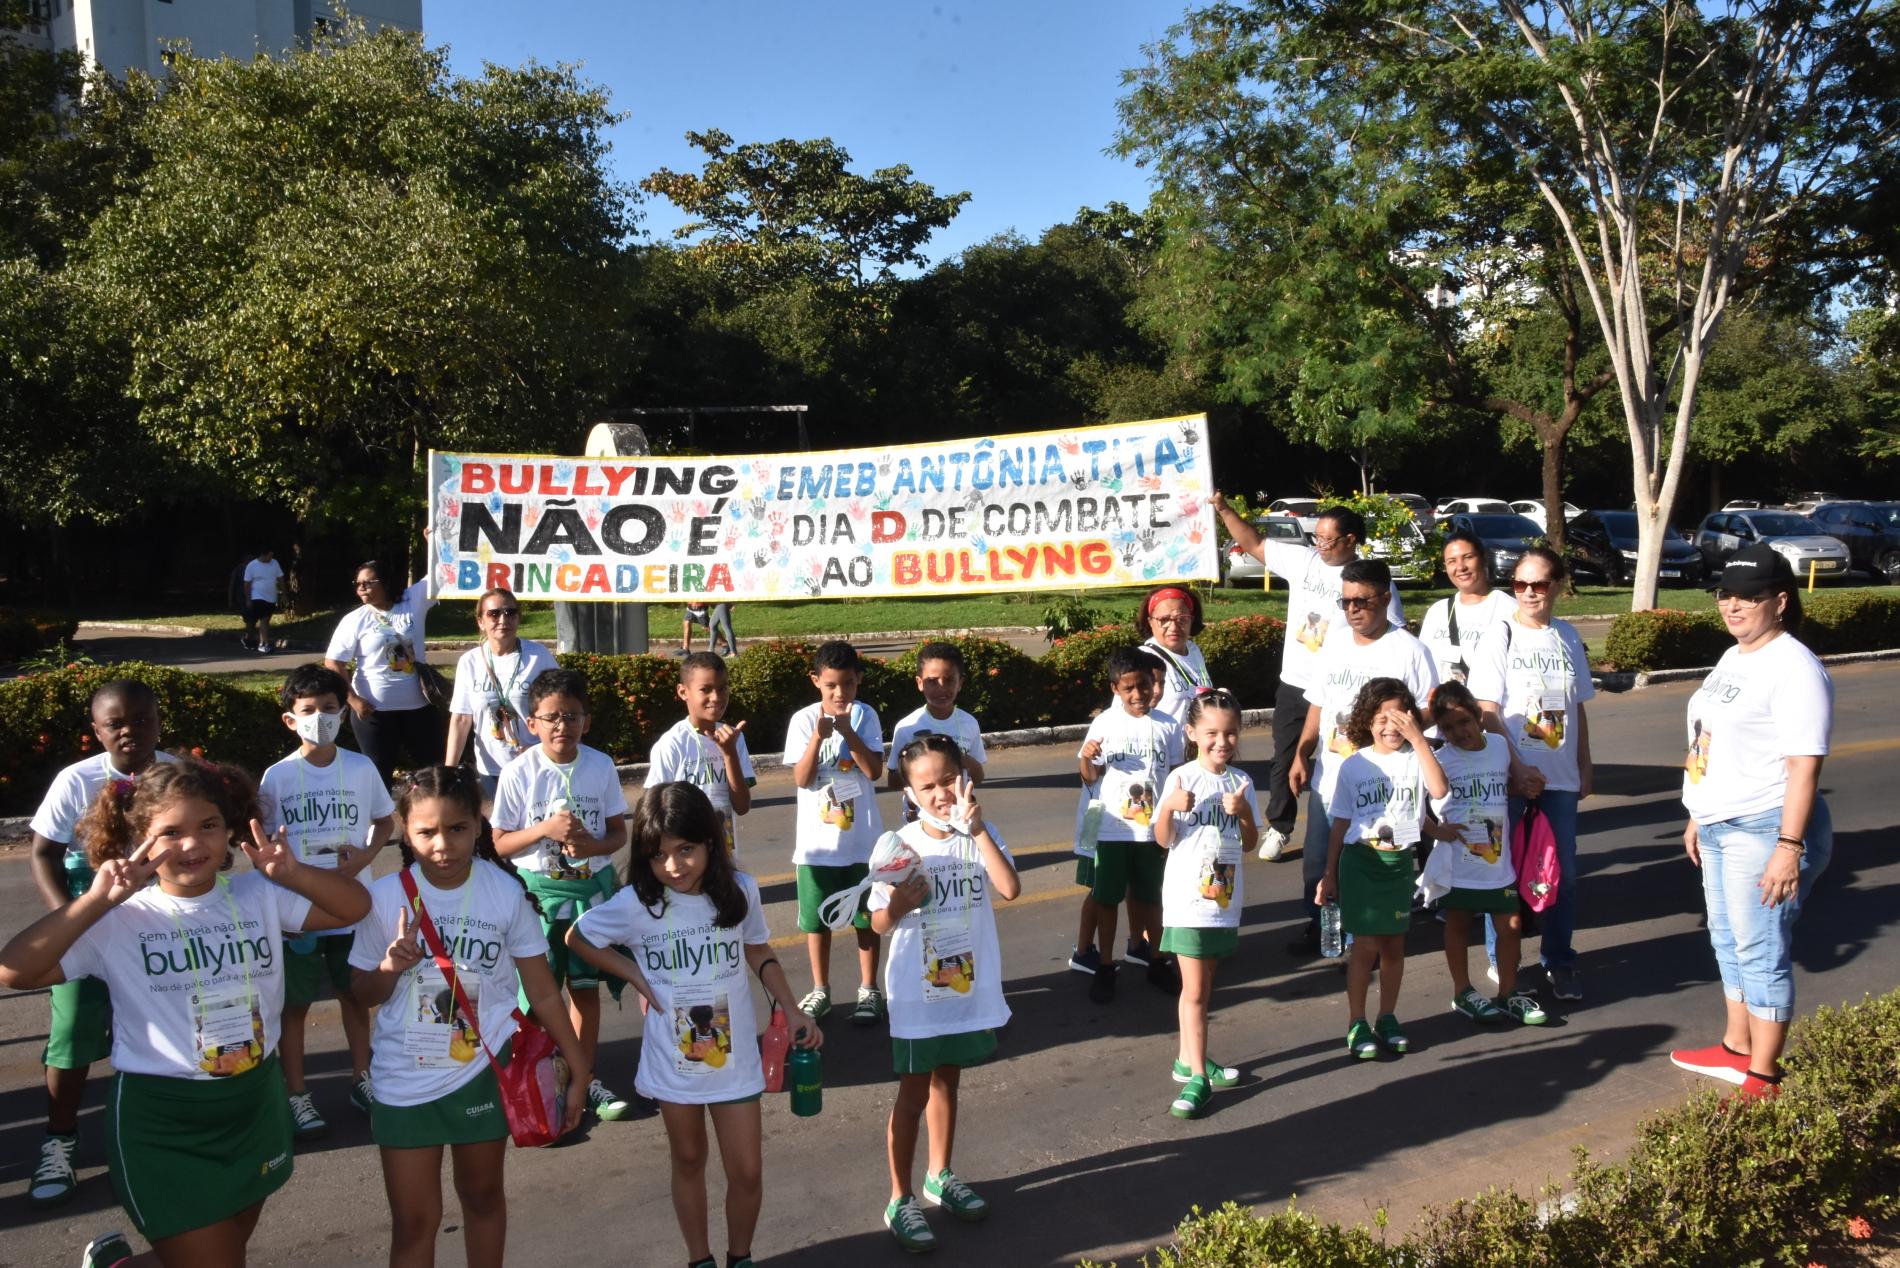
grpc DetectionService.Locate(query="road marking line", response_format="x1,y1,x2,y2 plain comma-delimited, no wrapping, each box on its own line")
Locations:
1831,736,1900,758
747,839,1074,889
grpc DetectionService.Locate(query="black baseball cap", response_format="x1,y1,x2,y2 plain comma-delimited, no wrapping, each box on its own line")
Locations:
1710,542,1794,597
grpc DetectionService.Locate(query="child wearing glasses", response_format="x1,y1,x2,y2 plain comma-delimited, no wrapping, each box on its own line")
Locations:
490,668,635,1123
445,588,558,801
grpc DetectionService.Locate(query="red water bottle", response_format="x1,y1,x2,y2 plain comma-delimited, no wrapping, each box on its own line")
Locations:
759,1004,791,1093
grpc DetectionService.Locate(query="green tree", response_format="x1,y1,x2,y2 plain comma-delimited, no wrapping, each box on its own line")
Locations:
74,22,633,556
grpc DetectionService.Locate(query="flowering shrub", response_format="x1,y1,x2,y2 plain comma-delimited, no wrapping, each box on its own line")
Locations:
555,651,682,763
883,636,1060,729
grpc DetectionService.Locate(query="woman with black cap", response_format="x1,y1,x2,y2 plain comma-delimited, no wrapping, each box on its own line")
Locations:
1668,543,1833,1100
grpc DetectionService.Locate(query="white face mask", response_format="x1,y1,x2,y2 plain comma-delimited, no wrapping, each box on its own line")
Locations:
291,710,343,746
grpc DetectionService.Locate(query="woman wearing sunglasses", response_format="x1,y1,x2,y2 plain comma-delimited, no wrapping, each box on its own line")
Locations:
324,558,441,785
1466,547,1593,1003
444,589,558,801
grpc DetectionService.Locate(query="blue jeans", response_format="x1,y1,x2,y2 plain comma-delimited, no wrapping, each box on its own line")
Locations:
1698,801,1831,1022
1486,790,1581,971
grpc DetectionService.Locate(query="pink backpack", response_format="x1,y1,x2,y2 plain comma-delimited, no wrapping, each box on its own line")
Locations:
1512,801,1561,913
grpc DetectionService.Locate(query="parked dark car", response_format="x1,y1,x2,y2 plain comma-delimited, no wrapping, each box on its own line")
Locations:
1566,511,1707,586
1810,502,1900,583
1443,512,1544,580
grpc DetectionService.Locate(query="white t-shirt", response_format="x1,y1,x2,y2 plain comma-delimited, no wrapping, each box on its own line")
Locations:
783,703,886,866
1304,627,1439,807
1260,540,1407,692
257,748,393,937
60,873,313,1080
1142,638,1212,722
1430,735,1516,891
449,640,559,777
644,719,757,854
1159,763,1261,930
243,558,284,605
1682,633,1832,825
1466,616,1595,792
1079,703,1184,843
491,745,630,880
1327,745,1428,848
1417,590,1516,685
30,751,181,892
870,822,1012,1040
572,872,770,1105
324,580,436,711
348,862,547,1107
889,705,989,769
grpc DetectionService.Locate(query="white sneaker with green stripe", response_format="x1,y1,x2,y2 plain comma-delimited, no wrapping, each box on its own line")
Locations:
1451,987,1506,1024
923,1168,989,1222
588,1079,633,1121
884,1195,937,1252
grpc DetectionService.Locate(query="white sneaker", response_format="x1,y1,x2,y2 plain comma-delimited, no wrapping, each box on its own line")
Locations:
1257,826,1289,861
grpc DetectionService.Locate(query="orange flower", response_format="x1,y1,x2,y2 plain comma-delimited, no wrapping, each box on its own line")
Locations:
1847,1216,1874,1240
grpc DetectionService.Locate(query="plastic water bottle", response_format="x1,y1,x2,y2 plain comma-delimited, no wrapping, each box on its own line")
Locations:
1319,902,1345,959
788,1045,823,1117
759,1005,791,1093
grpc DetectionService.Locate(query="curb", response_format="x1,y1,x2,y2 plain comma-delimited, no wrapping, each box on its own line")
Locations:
77,620,208,637
1596,645,1900,693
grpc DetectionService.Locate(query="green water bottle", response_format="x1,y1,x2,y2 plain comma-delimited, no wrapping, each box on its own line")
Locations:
788,1045,823,1117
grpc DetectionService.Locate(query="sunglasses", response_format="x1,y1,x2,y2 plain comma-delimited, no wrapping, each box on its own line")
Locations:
1336,595,1383,611
1715,590,1771,606
1512,579,1554,595
483,607,520,619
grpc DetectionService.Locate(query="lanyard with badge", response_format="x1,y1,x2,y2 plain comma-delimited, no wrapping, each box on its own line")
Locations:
543,759,593,880
815,705,863,832
168,878,264,1077
482,648,529,749
1374,757,1425,850
367,605,415,675
1147,640,1209,696
661,893,734,1075
917,823,977,1002
688,729,738,853
403,872,480,1068
1519,627,1572,752
293,753,350,869
1187,771,1243,913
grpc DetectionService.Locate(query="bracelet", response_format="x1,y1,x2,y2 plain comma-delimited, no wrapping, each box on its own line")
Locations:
1776,834,1805,847
1774,840,1805,855
754,957,780,982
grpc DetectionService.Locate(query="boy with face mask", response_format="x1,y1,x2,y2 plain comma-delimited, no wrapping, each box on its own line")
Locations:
257,663,397,1139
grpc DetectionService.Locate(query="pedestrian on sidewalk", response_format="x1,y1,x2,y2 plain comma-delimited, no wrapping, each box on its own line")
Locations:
240,548,285,654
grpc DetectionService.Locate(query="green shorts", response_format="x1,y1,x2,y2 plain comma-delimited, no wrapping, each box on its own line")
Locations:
45,976,112,1070
1161,926,1239,960
539,917,601,990
1091,839,1165,907
1440,885,1520,915
892,1029,997,1075
797,863,870,934
1074,856,1095,887
283,935,357,1008
107,1055,294,1242
370,1055,509,1149
1339,842,1416,935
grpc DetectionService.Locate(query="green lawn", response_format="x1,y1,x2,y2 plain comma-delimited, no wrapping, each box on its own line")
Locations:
72,579,1889,647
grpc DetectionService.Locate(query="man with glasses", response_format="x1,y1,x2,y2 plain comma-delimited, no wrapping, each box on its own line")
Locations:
1213,498,1405,892
1286,559,1437,953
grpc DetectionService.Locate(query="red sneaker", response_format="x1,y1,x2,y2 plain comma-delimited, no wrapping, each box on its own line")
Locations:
1733,1072,1781,1101
1668,1042,1750,1085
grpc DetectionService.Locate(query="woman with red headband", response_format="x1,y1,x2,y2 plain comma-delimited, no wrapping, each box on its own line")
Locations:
1136,587,1211,724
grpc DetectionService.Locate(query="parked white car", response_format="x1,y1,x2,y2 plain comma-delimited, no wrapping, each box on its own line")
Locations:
1436,497,1514,516
1267,497,1323,535
1509,498,1583,531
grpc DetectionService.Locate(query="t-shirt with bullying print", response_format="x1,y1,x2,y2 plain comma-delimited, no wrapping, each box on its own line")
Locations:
1159,763,1261,930
324,580,436,712
31,751,181,896
1303,626,1439,809
258,748,393,937
870,822,1013,1041
1142,638,1211,725
1429,734,1516,890
571,872,771,1104
1465,616,1595,791
1259,540,1407,692
1328,746,1429,849
1681,632,1832,825
449,640,559,778
783,702,885,866
1077,702,1183,844
60,872,313,1080
490,745,630,881
348,861,547,1107
644,719,757,855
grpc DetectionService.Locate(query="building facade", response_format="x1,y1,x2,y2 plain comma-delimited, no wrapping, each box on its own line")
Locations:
11,0,421,78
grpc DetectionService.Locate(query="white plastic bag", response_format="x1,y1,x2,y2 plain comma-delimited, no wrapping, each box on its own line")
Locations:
816,831,926,930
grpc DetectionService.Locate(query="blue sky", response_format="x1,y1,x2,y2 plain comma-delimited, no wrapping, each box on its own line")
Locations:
423,1,1174,265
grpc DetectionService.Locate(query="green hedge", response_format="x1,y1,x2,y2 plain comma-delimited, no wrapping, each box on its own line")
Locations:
1605,592,1900,672
0,662,286,814
1081,989,1900,1268
0,608,80,663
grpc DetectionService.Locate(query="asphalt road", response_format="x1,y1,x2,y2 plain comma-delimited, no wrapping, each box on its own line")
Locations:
2,663,1896,1266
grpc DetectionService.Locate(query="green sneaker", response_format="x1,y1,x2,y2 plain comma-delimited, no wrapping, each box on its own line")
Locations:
1375,1013,1409,1054
1346,1019,1378,1060
81,1232,135,1268
884,1195,937,1253
1451,987,1506,1024
923,1168,989,1222
350,1070,373,1115
1171,1057,1240,1089
1503,993,1549,1025
798,985,832,1022
1169,1074,1211,1119
853,985,887,1026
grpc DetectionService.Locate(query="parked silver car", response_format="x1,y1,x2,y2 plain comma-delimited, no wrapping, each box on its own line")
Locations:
1222,515,1308,587
1693,510,1850,580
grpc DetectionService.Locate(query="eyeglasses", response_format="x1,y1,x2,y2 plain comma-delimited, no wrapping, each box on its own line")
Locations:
1336,595,1383,611
1312,534,1351,550
1152,614,1191,627
483,607,520,620
1512,579,1554,595
1715,590,1771,606
531,710,586,726
354,579,380,591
